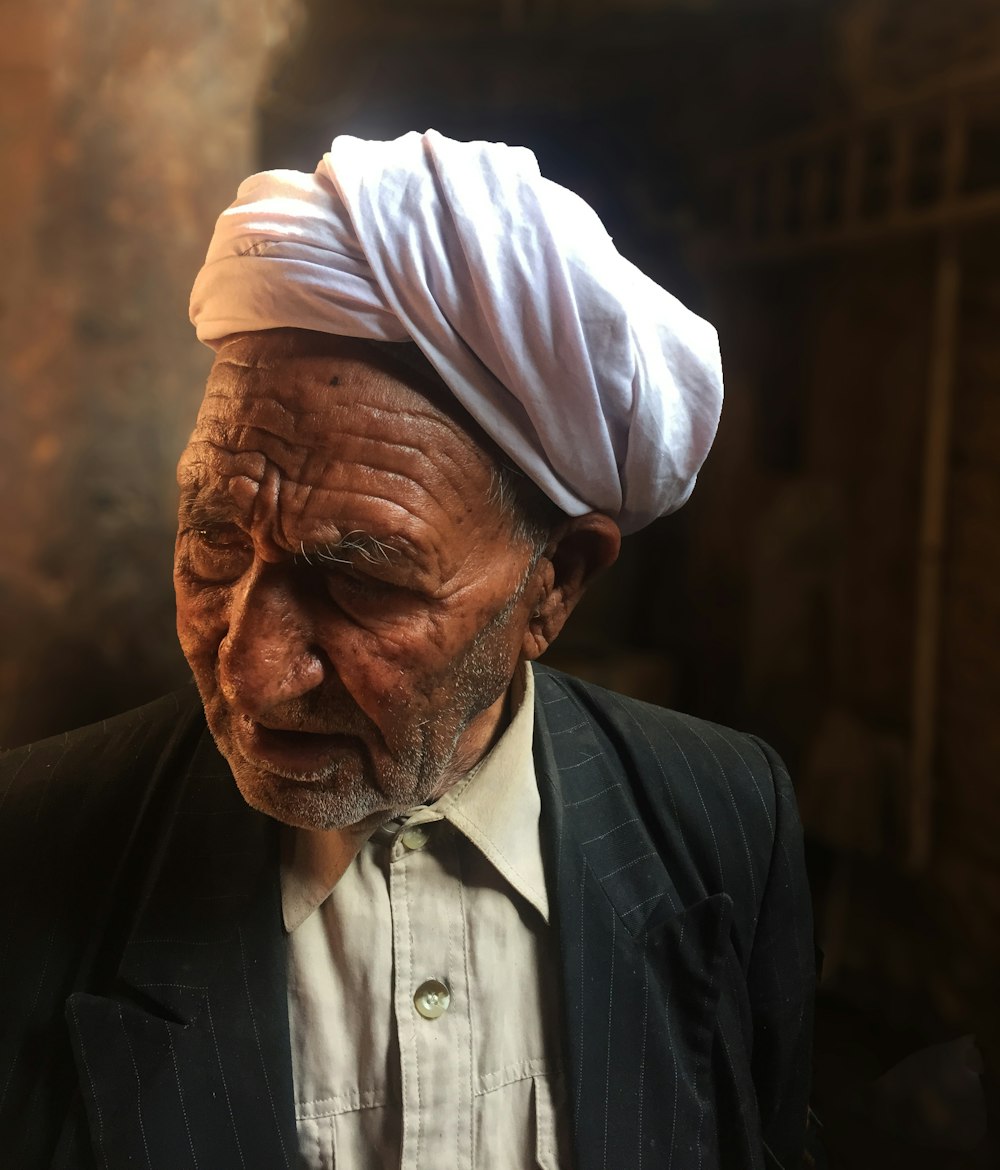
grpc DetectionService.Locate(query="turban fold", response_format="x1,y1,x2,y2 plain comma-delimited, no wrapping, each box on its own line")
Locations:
190,130,723,533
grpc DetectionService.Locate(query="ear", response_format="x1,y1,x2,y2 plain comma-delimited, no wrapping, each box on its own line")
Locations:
521,512,621,661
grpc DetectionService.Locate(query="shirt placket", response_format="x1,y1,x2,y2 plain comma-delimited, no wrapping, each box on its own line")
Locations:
390,813,474,1170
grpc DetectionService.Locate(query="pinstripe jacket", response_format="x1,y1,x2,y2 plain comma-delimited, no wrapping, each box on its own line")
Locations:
0,666,814,1170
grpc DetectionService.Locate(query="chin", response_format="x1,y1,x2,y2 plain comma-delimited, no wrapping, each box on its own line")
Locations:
228,755,398,832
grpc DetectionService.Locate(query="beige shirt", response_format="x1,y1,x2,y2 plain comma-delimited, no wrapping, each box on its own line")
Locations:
282,664,572,1169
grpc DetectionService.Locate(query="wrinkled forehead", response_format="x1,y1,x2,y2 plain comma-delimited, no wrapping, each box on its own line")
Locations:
194,328,496,468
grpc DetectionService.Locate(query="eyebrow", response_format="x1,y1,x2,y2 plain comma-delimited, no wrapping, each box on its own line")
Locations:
297,531,401,567
178,496,244,528
179,491,415,572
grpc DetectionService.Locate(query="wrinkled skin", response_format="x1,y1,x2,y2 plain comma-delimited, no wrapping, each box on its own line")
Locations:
174,329,619,832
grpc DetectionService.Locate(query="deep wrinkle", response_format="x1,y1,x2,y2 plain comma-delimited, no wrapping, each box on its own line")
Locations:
180,471,430,591
185,419,474,582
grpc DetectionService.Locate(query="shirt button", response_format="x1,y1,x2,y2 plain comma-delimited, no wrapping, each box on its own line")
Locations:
400,824,430,851
413,979,450,1020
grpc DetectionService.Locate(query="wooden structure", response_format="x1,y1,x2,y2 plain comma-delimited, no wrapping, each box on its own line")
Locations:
701,66,1000,259
696,67,1000,873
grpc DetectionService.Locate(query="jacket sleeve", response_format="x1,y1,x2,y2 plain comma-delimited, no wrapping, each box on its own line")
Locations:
745,735,817,1169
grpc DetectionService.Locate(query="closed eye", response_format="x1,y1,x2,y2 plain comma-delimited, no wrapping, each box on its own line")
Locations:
323,563,396,598
181,523,252,583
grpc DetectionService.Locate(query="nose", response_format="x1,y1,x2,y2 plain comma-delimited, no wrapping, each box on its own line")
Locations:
217,563,326,717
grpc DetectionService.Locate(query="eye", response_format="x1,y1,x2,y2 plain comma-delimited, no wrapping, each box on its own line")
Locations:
324,565,395,604
182,524,252,583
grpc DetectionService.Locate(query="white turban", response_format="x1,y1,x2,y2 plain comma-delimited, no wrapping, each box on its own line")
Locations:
190,130,723,533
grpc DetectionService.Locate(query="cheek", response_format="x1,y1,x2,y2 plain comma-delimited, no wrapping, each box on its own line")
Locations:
370,605,501,709
337,613,461,715
174,575,228,666
342,627,439,702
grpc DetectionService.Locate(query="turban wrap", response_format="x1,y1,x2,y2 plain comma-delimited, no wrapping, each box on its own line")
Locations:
190,130,723,533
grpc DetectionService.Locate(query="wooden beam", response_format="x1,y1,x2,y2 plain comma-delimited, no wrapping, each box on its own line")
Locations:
908,230,960,871
889,117,913,215
694,186,1000,265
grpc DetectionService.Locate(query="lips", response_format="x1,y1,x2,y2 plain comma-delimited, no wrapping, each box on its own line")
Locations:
238,720,363,779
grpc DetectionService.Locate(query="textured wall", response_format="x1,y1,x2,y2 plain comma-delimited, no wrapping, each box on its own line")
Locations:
0,0,298,746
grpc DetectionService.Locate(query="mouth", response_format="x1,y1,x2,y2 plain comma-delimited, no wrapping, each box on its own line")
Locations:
238,720,365,781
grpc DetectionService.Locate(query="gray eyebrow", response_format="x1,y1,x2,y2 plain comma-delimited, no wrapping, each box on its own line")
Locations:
297,530,400,567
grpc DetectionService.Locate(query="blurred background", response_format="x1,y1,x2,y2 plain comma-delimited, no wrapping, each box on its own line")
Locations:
1,0,997,1163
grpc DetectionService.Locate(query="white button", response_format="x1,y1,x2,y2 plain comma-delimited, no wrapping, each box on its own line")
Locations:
413,979,450,1020
400,824,430,851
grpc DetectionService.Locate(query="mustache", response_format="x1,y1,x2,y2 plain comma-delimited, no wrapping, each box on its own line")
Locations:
249,691,380,740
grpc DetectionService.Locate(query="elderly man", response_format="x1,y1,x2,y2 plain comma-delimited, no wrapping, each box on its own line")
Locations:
1,132,814,1170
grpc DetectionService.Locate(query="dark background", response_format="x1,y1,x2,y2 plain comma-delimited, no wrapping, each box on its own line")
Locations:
2,0,998,1163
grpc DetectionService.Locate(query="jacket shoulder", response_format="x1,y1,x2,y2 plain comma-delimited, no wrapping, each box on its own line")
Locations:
533,663,787,816
0,686,206,871
532,665,798,938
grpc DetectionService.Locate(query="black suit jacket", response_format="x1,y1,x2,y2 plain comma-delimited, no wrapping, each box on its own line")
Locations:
0,667,814,1169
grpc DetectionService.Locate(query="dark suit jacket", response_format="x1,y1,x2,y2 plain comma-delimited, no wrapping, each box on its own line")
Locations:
0,666,814,1170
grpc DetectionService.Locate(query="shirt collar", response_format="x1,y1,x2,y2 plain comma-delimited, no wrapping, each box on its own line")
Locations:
431,661,548,922
280,822,361,934
280,662,546,931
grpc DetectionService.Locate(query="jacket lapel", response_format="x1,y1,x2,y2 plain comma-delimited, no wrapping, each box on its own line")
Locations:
66,729,297,1170
534,669,736,1170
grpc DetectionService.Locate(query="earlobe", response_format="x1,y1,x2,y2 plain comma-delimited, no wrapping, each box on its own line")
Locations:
519,512,621,661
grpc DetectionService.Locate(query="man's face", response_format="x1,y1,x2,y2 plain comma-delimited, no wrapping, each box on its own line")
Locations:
174,330,542,832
